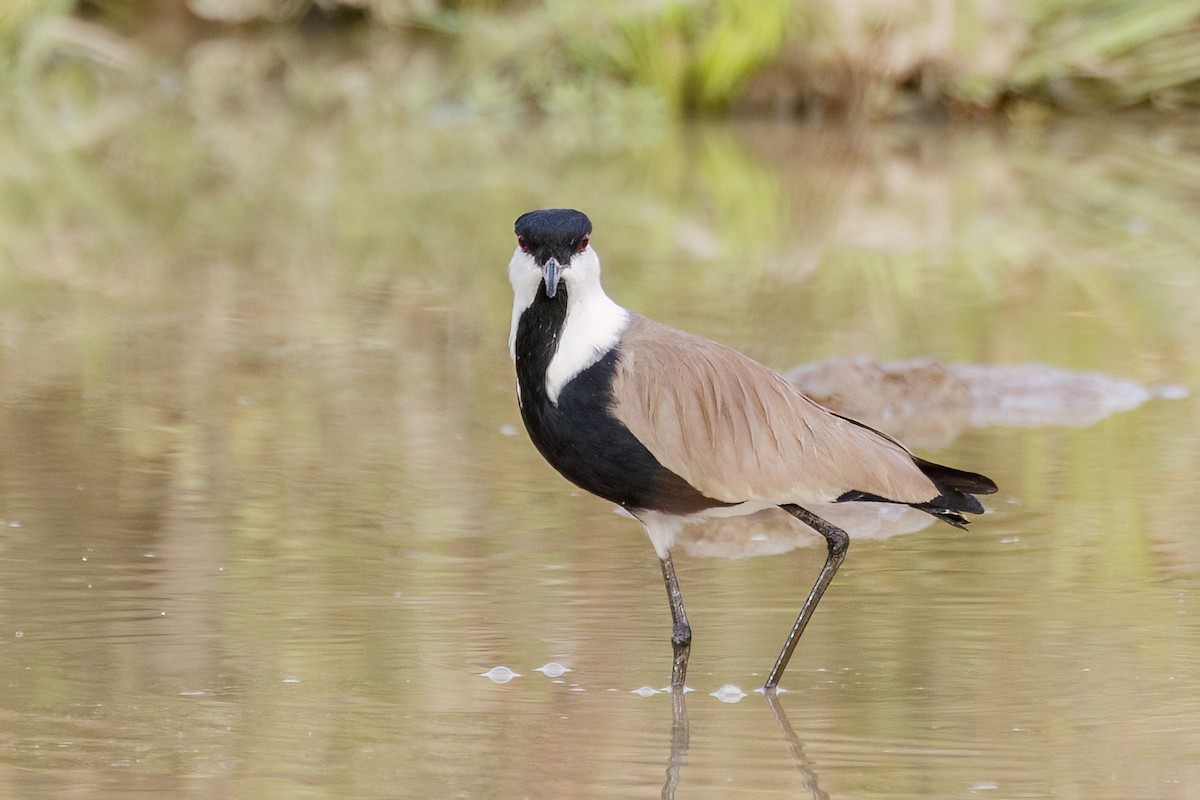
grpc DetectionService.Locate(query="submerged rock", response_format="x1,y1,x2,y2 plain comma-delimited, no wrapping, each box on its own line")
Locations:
787,358,1186,448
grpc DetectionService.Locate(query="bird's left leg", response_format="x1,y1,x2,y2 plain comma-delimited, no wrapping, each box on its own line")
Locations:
659,552,691,689
764,505,850,691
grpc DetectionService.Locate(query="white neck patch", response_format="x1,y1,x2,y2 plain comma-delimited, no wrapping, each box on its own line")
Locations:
544,286,629,404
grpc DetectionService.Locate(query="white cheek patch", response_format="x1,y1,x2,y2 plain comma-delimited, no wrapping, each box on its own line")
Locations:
508,250,542,360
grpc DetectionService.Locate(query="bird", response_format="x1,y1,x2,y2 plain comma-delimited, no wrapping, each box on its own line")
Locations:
507,208,997,691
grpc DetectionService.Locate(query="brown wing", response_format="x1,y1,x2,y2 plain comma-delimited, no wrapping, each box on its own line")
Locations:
610,315,941,506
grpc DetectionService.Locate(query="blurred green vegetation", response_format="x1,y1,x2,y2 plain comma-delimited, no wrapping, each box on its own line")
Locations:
2,8,1199,797
1,0,1197,119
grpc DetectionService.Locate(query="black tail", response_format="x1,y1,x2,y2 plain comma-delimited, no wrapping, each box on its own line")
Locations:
836,458,997,530
910,457,998,529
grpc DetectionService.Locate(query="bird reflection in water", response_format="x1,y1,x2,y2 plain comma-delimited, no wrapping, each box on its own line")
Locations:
660,690,829,800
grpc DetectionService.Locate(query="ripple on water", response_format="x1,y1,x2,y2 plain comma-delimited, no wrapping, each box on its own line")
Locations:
710,684,748,703
533,662,571,677
480,666,520,684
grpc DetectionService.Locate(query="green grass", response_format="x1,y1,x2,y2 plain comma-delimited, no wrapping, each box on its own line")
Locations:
1,0,1197,118
596,0,792,114
1015,0,1200,108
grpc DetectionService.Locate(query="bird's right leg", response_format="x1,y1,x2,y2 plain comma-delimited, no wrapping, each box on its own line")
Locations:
764,504,850,691
659,552,691,689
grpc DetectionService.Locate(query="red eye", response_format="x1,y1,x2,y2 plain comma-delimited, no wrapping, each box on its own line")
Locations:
517,235,530,253
577,236,589,253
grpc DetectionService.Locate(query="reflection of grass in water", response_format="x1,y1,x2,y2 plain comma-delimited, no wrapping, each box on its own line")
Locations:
785,121,1200,362
2,68,1197,347
2,65,1197,529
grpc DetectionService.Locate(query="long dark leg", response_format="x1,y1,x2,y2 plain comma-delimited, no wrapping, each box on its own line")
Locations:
764,505,850,691
659,552,691,689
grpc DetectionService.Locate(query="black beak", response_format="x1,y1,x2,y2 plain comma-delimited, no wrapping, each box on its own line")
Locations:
543,257,561,298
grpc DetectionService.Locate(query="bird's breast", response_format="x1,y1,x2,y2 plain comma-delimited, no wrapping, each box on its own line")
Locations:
512,293,730,515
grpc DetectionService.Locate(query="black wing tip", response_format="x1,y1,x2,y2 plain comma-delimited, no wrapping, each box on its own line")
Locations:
915,457,995,527
914,457,998,496
917,493,981,525
924,506,972,529
836,457,995,529
836,490,983,529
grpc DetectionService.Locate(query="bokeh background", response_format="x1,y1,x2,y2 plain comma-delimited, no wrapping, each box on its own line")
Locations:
1,2,1199,799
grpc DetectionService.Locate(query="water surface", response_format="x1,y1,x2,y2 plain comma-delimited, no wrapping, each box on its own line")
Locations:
1,83,1199,798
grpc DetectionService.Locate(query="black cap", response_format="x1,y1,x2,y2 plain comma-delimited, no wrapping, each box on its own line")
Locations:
514,209,592,266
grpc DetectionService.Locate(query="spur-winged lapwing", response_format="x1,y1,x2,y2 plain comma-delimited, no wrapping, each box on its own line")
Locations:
508,208,997,691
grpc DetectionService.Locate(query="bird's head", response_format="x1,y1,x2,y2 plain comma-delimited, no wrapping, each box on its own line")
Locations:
510,208,598,305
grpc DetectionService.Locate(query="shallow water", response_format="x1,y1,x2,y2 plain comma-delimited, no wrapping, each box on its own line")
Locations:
2,74,1200,798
